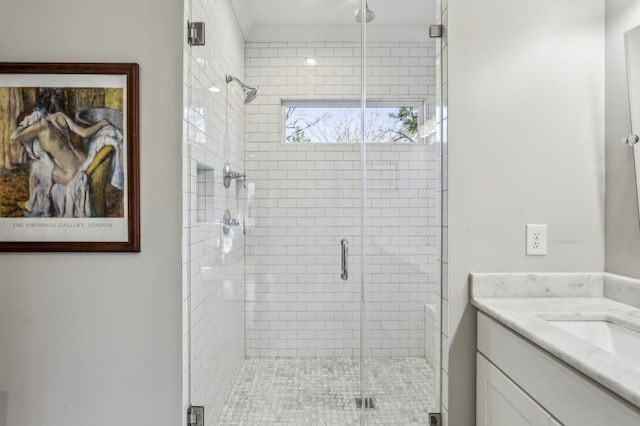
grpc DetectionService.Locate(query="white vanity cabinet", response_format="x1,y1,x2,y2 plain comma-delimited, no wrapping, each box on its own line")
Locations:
477,353,559,426
476,312,640,426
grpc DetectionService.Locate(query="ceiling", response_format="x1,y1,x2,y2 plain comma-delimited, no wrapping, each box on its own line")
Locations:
230,0,435,42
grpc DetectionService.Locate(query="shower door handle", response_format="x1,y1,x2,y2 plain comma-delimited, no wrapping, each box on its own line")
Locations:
341,239,349,281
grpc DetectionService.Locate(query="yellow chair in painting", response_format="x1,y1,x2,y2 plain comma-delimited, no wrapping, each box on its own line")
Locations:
86,145,115,217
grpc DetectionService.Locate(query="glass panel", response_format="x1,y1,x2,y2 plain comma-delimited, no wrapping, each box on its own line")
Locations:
185,0,366,424
363,0,442,423
185,0,249,424
184,0,192,418
240,3,365,423
184,0,442,424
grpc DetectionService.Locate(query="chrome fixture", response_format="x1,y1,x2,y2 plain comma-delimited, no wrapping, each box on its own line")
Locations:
223,209,240,236
623,134,640,145
355,2,375,24
225,74,260,104
187,405,204,426
429,25,443,39
429,413,443,426
223,162,246,188
187,22,205,46
341,239,349,281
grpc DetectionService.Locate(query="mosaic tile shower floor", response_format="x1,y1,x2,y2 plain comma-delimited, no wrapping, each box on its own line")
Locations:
218,357,436,425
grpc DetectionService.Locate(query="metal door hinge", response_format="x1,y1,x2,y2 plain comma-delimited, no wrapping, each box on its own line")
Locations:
429,25,443,38
187,405,204,426
429,412,443,426
188,22,206,46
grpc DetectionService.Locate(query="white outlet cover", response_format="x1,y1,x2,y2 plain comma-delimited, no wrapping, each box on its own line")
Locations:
526,224,547,256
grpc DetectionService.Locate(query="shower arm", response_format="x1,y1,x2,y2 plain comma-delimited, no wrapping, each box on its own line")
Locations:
225,73,260,104
226,74,251,91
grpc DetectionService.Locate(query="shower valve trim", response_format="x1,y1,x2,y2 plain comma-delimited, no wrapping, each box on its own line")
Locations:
223,162,246,188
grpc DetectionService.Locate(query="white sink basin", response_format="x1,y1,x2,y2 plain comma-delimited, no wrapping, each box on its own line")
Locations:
548,320,640,364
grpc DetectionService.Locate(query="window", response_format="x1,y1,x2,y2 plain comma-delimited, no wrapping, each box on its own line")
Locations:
282,100,431,144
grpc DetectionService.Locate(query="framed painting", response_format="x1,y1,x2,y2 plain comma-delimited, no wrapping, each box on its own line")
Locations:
0,63,139,252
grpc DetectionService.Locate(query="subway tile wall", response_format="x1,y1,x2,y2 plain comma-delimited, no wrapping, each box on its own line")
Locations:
243,41,442,358
183,0,246,423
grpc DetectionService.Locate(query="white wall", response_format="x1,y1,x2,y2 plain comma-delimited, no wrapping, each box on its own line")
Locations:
0,0,183,425
243,41,441,358
605,0,640,279
183,0,247,423
447,0,605,424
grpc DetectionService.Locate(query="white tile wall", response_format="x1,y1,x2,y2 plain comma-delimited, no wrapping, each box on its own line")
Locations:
243,41,441,358
183,0,246,423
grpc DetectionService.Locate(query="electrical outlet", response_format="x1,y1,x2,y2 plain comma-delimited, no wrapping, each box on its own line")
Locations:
526,224,547,256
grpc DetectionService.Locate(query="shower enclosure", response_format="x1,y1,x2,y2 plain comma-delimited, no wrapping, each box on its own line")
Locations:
183,0,445,424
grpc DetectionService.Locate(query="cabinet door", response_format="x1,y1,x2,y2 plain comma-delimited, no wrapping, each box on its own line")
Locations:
477,353,551,426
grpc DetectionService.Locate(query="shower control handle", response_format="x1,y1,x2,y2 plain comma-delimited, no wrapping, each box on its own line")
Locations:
341,239,349,281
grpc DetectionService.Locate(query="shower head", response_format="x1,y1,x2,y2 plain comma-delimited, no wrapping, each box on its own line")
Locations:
355,2,375,23
244,86,261,104
225,74,261,104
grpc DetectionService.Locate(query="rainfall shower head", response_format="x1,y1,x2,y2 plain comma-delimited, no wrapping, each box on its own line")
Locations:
355,2,375,23
226,74,261,104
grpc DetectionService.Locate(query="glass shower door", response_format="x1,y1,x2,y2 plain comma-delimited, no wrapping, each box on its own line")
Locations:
184,0,368,424
183,0,442,424
240,8,366,423
361,0,443,423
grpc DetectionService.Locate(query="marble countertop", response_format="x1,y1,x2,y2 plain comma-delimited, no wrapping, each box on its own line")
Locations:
471,272,640,410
